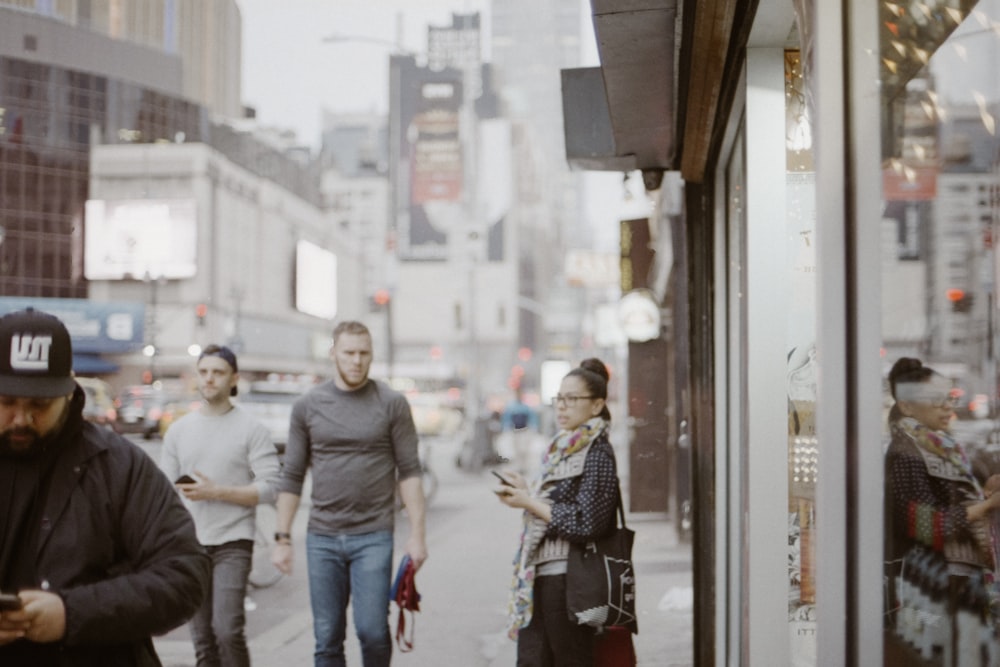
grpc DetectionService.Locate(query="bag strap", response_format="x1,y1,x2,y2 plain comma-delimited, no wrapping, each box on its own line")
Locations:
395,607,415,652
615,480,628,529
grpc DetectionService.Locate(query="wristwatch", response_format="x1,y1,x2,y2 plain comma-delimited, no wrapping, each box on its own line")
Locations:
274,532,292,544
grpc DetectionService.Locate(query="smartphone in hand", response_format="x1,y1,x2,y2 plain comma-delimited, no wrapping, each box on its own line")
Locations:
492,471,514,487
0,593,22,611
175,474,196,484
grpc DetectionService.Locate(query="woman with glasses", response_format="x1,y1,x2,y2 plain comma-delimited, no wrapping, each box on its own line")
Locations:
883,357,1000,634
494,358,620,667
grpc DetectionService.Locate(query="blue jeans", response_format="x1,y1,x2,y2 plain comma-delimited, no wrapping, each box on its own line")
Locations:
188,539,253,667
306,530,394,667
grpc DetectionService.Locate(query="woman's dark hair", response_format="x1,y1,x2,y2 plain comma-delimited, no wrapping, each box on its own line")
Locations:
887,357,936,424
566,357,612,421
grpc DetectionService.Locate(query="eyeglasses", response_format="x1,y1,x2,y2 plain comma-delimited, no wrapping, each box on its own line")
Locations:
931,396,960,410
551,394,595,407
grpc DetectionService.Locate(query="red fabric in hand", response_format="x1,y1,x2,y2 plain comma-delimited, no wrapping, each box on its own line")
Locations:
391,556,420,652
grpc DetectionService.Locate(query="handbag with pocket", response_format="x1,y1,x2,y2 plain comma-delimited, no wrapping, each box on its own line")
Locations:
565,483,638,634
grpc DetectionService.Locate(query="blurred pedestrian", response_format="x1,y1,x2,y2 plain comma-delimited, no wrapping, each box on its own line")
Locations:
160,344,281,667
0,308,209,665
271,321,427,667
487,409,503,465
494,358,621,667
501,389,540,475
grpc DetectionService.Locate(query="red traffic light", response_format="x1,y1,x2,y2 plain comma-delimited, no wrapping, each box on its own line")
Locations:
946,288,965,302
373,289,391,306
195,303,208,317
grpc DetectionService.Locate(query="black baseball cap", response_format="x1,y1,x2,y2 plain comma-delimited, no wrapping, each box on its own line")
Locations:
0,308,77,398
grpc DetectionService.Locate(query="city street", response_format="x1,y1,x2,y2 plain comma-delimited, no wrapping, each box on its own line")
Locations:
134,433,693,667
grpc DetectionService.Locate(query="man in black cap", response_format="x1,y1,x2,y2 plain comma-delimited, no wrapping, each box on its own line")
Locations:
0,308,210,665
160,344,280,667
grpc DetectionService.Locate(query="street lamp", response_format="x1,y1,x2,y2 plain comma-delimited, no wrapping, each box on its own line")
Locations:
321,12,414,57
143,270,164,383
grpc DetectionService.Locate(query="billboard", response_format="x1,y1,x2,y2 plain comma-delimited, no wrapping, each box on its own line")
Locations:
391,57,464,261
295,240,337,320
84,199,197,279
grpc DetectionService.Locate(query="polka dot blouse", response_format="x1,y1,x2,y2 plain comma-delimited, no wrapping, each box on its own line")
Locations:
885,430,982,558
547,436,621,542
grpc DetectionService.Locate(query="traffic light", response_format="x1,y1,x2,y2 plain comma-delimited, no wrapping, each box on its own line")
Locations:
370,289,391,311
946,289,974,313
195,302,207,326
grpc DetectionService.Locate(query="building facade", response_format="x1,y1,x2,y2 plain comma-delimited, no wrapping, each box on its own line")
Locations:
387,15,522,413
566,0,1000,663
88,140,358,383
0,4,351,385
0,0,242,116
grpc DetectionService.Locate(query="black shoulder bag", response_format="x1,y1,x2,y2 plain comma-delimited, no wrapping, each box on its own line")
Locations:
565,483,638,634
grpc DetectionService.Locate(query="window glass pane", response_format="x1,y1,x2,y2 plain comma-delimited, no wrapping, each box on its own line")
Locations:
880,1,1000,664
786,48,819,663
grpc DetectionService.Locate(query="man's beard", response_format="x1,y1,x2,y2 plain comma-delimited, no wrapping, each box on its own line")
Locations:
0,427,44,460
0,400,69,460
336,364,368,389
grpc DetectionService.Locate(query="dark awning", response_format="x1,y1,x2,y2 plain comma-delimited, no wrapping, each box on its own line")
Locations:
72,353,119,375
566,0,761,184
562,0,679,174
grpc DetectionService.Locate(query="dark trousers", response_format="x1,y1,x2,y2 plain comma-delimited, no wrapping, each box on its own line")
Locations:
189,539,253,667
517,574,595,667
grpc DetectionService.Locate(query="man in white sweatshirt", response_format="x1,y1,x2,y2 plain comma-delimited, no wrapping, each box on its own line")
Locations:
160,344,280,667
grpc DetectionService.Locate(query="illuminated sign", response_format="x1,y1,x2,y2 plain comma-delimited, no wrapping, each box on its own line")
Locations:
84,199,197,280
295,240,338,320
618,289,661,342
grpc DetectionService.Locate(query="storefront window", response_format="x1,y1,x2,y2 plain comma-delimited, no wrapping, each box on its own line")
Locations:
879,1,1000,664
786,48,819,664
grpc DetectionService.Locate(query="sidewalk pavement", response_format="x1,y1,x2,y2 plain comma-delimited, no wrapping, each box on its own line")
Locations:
153,436,693,666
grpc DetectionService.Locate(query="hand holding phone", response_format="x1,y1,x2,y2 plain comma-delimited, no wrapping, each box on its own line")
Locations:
492,470,514,487
0,592,22,611
175,474,196,485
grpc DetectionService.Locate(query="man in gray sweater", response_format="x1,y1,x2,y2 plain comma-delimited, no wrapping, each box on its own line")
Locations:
272,321,427,667
161,344,281,667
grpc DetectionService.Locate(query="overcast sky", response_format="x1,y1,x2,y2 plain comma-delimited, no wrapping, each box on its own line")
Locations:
236,0,488,148
235,0,634,252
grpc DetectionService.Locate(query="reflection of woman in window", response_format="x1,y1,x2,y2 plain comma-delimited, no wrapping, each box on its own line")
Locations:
884,357,1000,612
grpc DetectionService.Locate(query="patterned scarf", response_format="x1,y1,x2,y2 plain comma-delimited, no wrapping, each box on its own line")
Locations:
895,417,981,494
895,417,998,570
505,417,608,639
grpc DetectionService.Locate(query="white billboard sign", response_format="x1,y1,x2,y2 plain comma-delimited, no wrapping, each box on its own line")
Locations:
295,240,338,320
84,199,197,279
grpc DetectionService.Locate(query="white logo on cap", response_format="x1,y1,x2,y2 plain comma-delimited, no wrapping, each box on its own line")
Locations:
10,334,53,370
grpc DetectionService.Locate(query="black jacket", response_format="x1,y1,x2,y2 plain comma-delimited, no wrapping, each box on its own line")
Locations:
0,387,210,666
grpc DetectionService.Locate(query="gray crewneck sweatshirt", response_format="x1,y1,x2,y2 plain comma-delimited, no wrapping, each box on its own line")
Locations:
279,379,421,536
160,406,280,546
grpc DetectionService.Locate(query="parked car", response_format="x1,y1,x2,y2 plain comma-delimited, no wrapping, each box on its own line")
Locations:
157,394,204,438
115,385,164,438
77,377,118,431
115,383,193,439
236,380,314,455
